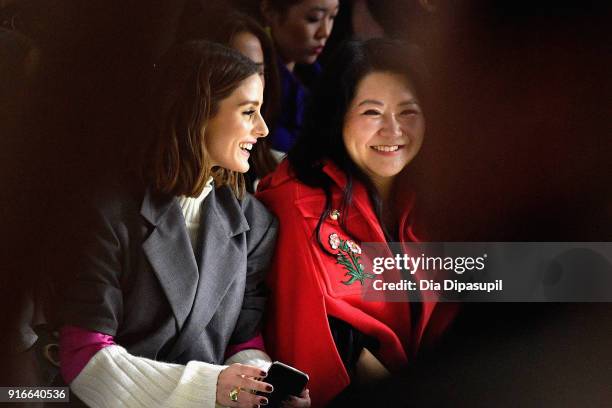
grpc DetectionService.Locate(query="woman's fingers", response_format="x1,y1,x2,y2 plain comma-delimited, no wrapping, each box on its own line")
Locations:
217,364,273,407
232,363,269,379
218,381,270,407
237,375,274,394
230,363,273,393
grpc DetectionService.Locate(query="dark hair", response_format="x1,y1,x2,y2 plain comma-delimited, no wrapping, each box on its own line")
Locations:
262,0,303,16
288,38,427,244
179,7,280,180
144,40,260,198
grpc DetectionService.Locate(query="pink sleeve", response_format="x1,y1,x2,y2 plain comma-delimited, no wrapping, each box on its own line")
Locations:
59,326,115,384
224,333,265,359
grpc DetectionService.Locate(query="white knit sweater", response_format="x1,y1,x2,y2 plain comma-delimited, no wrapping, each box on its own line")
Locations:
177,177,214,248
71,346,271,408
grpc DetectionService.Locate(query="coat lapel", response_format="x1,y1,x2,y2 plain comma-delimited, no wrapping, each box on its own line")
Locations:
321,162,386,242
166,186,250,362
140,188,199,331
322,162,417,348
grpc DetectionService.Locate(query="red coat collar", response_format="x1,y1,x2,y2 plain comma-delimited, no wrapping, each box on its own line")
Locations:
258,159,418,241
321,160,348,188
258,159,348,192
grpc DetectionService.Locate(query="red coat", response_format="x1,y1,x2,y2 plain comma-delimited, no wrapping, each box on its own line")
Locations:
256,160,456,407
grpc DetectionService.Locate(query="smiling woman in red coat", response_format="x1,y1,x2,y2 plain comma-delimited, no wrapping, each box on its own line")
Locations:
256,38,457,407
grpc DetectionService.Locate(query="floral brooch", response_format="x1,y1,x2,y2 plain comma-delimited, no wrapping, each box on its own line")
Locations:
329,233,375,286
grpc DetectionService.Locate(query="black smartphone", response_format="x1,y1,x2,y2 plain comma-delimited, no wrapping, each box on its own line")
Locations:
260,361,309,407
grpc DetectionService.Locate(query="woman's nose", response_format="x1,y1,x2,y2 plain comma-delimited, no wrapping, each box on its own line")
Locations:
255,114,269,138
380,114,402,138
315,18,333,40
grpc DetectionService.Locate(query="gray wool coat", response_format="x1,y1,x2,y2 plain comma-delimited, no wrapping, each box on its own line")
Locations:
60,181,277,365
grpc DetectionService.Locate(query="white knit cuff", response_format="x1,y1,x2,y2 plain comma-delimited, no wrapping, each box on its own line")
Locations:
224,349,272,371
71,345,226,408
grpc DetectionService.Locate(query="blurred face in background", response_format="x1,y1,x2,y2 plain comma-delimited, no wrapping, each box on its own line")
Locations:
351,0,384,40
229,31,265,84
342,71,425,187
263,0,339,69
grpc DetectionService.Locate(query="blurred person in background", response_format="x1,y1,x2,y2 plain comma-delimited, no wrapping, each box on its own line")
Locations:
260,0,339,154
1,20,44,387
320,0,440,65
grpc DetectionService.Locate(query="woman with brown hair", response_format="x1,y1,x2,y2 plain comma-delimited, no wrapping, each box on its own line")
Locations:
56,41,285,407
179,5,282,189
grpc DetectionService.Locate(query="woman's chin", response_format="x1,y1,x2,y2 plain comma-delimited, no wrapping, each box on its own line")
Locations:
367,163,407,181
234,163,250,174
299,54,319,65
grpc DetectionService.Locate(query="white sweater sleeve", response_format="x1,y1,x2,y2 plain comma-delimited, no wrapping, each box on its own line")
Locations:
70,345,226,408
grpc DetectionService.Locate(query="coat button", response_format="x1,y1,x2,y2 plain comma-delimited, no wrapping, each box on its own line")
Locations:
330,209,340,221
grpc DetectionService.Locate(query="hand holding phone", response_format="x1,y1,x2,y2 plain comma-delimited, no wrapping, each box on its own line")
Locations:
259,361,309,407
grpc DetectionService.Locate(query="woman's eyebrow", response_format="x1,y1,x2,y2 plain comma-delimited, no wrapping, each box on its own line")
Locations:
238,100,261,107
310,6,338,13
398,100,419,106
357,99,384,107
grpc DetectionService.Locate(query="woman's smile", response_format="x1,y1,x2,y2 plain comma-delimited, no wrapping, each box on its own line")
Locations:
369,144,406,154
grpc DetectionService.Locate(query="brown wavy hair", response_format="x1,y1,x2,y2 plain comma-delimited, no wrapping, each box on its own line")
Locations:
145,40,259,198
178,7,280,180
